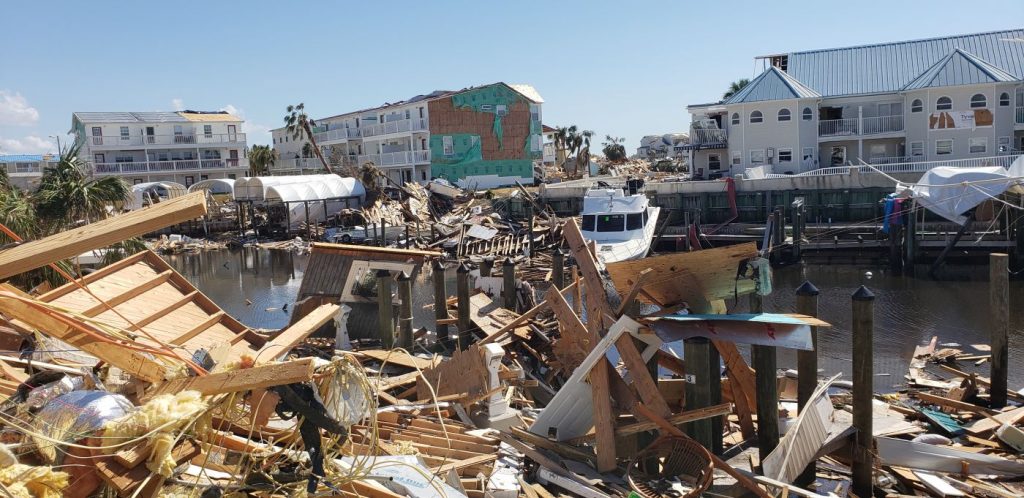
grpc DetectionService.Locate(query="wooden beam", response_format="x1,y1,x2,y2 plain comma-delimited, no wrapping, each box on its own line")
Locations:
311,242,442,259
39,251,149,302
910,391,994,416
81,270,173,317
713,340,757,440
655,349,686,376
563,218,613,326
614,333,672,417
477,281,578,345
126,291,198,331
0,293,167,382
169,311,224,346
615,268,654,316
0,191,207,280
615,403,733,437
253,303,338,363
143,357,317,400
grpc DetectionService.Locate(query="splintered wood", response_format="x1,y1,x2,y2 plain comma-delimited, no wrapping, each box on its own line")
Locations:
416,344,490,401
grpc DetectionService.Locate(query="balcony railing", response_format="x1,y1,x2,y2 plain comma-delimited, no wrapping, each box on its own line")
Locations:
314,127,361,143
783,154,1022,178
92,159,246,175
689,128,727,145
861,115,904,135
357,150,431,167
360,118,429,138
5,163,46,175
1017,106,1024,124
818,118,859,137
90,133,246,147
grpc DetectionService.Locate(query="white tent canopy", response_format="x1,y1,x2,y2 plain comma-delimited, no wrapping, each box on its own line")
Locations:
187,178,234,196
233,175,364,203
897,156,1024,225
125,181,187,211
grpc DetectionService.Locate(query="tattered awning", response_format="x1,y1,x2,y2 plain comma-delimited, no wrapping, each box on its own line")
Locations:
644,312,830,350
896,156,1024,225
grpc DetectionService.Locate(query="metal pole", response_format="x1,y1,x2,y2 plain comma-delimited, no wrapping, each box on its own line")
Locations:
795,280,820,487
376,270,394,349
991,253,1009,408
502,257,516,311
456,262,471,350
851,285,875,498
397,271,413,350
432,260,448,342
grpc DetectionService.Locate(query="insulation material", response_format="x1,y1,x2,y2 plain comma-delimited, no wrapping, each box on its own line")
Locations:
31,390,134,463
0,464,69,498
102,390,208,453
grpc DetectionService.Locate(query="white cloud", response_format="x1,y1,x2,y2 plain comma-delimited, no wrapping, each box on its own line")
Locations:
171,98,185,111
219,104,271,145
0,135,55,154
0,91,40,126
219,104,239,116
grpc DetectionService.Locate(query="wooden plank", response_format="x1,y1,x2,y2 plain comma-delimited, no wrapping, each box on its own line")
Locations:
714,339,758,439
354,349,439,370
562,218,613,326
125,291,198,331
81,270,173,317
0,293,168,382
143,358,316,400
253,303,338,363
911,391,994,415
477,281,578,345
545,286,591,372
614,333,671,417
0,191,207,280
311,242,442,259
38,251,149,302
432,453,498,474
615,403,733,437
615,268,654,316
169,311,224,346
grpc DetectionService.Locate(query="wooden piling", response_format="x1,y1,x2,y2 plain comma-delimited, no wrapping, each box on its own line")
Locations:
889,223,904,274
503,258,516,311
481,256,494,277
905,203,917,275
851,285,875,498
750,292,780,460
527,204,535,257
792,201,803,262
795,280,820,486
376,270,394,349
552,249,565,289
397,271,413,349
432,261,448,342
457,262,471,350
683,337,714,449
774,207,784,250
991,253,1009,408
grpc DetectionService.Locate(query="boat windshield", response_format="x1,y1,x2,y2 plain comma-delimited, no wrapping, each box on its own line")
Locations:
627,212,643,230
582,215,596,231
596,214,624,232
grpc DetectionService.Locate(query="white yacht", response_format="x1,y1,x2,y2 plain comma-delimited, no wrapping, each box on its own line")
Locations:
580,179,660,264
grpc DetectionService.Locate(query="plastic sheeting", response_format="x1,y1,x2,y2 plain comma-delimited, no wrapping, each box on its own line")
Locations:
186,178,234,196
31,390,133,463
234,175,365,203
898,157,1024,225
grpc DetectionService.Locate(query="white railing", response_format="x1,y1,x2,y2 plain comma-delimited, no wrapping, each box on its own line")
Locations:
1017,106,1024,124
413,150,431,163
861,115,904,135
360,118,428,138
89,133,246,146
273,158,331,170
868,156,924,165
689,128,727,144
357,150,429,167
5,162,46,175
92,159,246,175
314,127,355,143
818,118,858,137
781,154,1023,178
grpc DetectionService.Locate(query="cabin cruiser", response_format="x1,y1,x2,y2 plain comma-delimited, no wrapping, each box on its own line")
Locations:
580,179,660,264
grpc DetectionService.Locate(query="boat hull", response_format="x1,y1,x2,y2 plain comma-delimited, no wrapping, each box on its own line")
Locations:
591,206,661,264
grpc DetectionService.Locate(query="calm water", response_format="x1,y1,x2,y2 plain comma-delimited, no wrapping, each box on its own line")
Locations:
161,249,1024,391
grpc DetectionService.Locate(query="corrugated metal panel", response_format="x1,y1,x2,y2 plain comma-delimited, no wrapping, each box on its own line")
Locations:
904,49,1018,90
724,67,820,104
0,155,48,163
72,111,188,123
787,29,1024,97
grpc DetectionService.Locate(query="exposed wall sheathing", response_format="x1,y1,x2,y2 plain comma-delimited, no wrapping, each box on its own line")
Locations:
428,83,542,184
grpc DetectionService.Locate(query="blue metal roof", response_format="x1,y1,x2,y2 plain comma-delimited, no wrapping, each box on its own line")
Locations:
785,29,1024,97
0,154,53,163
723,66,821,104
903,49,1019,90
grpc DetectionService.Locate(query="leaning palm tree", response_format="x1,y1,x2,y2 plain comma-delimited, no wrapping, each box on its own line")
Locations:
246,144,277,176
576,130,594,175
723,78,751,99
34,140,131,229
283,103,334,175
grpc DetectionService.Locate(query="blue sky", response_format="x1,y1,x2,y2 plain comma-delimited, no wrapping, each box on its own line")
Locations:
0,1,1021,155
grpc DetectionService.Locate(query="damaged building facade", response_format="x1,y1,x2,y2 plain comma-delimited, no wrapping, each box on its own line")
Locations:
271,82,545,189
684,29,1024,178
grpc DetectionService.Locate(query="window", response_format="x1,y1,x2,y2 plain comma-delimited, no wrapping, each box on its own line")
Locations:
936,96,952,110
731,113,739,125
777,109,791,122
203,125,212,137
731,152,742,166
749,149,765,164
970,94,987,108
626,213,644,230
227,174,236,180
911,99,923,112
15,162,33,173
581,215,596,231
419,107,424,118
496,105,507,116
184,176,194,187
120,126,129,140
421,170,427,181
877,102,902,116
708,154,721,170
778,148,793,162
802,147,815,165
802,107,812,120
936,139,953,155
200,175,209,181
530,104,541,122
173,125,183,136
999,92,1010,106
442,136,454,155
133,179,143,185
998,136,1012,152
405,110,410,119
531,135,542,152
910,141,924,157
969,137,987,154
749,110,763,123
596,214,624,232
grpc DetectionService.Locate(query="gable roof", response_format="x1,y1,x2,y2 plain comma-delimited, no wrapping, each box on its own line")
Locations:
724,66,820,104
785,28,1024,97
903,49,1019,90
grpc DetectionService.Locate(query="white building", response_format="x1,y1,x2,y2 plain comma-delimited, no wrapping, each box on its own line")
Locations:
684,29,1024,179
71,111,248,188
0,154,57,190
636,133,689,161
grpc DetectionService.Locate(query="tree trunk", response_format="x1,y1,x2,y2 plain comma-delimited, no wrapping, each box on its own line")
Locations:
303,123,335,175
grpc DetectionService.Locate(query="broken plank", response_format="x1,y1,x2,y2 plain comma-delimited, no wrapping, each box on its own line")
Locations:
615,403,733,437
143,358,316,401
253,303,339,363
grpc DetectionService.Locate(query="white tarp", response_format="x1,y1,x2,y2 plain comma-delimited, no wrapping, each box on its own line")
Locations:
898,161,1024,225
233,175,366,203
187,178,234,196
125,181,187,211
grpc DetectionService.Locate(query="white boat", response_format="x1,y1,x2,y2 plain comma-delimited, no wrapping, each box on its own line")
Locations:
580,180,660,263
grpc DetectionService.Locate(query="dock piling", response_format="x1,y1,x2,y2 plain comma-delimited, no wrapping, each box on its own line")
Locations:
552,249,565,289
852,285,875,498
432,260,449,342
795,280,820,486
991,253,1009,408
750,292,780,460
376,269,394,349
397,271,413,349
457,262,471,350
481,256,494,277
503,258,516,311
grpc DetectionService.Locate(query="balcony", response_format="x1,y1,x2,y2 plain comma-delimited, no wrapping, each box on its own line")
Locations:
819,116,903,137
357,150,431,167
818,118,858,137
92,159,246,175
313,127,360,143
89,133,246,147
360,118,429,138
1017,106,1024,125
862,115,904,135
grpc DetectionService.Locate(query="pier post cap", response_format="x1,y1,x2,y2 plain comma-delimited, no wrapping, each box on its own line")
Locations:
503,257,516,267
457,262,471,273
375,269,392,278
554,248,565,257
851,285,875,301
484,256,495,263
432,259,446,271
396,271,411,281
795,281,820,297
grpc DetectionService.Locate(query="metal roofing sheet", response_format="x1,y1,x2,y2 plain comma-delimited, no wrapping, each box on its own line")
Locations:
72,111,189,123
786,29,1024,97
0,154,52,163
724,66,820,104
903,49,1019,90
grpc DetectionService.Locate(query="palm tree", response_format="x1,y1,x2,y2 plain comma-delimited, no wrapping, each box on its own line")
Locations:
553,126,569,168
246,145,277,176
576,130,594,175
34,140,131,228
723,78,751,99
602,135,627,162
0,186,37,245
283,103,334,175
